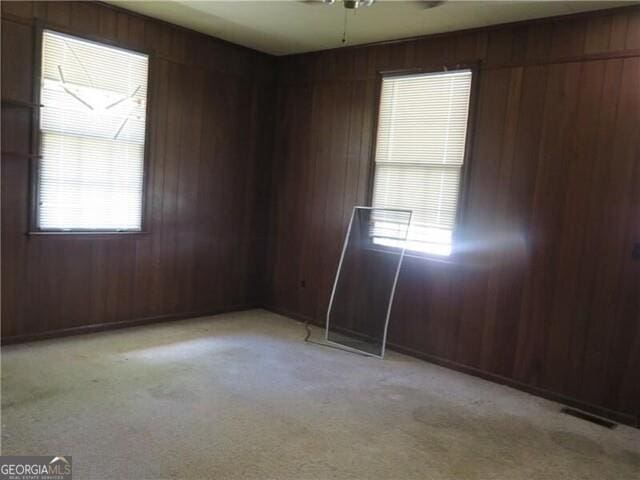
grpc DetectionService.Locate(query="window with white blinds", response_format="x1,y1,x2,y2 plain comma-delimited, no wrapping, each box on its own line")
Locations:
371,69,473,256
37,30,149,231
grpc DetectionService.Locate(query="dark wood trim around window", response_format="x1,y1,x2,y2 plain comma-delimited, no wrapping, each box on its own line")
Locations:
27,21,155,235
366,62,481,262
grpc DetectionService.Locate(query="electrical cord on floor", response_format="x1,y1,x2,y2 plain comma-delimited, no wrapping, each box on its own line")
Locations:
303,320,369,356
304,319,313,342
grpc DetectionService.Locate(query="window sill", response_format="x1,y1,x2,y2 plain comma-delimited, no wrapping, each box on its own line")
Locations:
402,250,461,265
362,242,464,266
371,237,456,262
27,231,150,239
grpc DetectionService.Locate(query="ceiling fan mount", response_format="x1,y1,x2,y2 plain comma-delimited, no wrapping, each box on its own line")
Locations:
300,0,446,45
342,0,374,9
303,0,444,10
311,0,374,9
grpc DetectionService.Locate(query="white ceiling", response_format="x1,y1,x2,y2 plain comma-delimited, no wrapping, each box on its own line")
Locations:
108,1,636,56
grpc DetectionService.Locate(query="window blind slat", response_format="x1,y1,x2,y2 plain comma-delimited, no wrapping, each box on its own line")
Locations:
38,30,148,231
371,70,472,255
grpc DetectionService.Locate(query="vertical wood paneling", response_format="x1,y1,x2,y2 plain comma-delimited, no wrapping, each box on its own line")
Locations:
1,2,275,338
2,1,639,427
1,19,33,102
266,6,640,425
559,60,607,399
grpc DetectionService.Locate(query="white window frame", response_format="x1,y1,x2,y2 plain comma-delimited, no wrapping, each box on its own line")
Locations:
31,27,151,234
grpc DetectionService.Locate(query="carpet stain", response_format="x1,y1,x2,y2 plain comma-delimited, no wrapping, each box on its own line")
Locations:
2,311,639,480
378,384,421,401
2,386,62,409
410,407,559,470
412,405,468,430
147,383,197,402
550,431,605,456
613,449,640,468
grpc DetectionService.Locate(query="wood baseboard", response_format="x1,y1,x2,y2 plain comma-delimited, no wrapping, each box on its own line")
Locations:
1,304,259,345
262,304,638,429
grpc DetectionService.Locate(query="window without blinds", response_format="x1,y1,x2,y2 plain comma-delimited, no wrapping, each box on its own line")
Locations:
371,70,472,256
37,30,149,231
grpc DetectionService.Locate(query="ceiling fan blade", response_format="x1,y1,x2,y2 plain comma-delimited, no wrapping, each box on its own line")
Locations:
298,0,335,5
417,1,445,9
299,0,440,8
343,0,376,7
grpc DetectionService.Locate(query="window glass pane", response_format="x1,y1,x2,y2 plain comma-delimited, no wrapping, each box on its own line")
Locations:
372,70,472,255
38,30,148,230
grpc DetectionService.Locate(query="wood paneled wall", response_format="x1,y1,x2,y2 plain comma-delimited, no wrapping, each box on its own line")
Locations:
1,1,275,340
2,1,639,426
266,7,640,425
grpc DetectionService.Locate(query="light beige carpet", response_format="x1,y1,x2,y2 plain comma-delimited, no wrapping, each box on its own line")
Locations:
1,309,639,479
